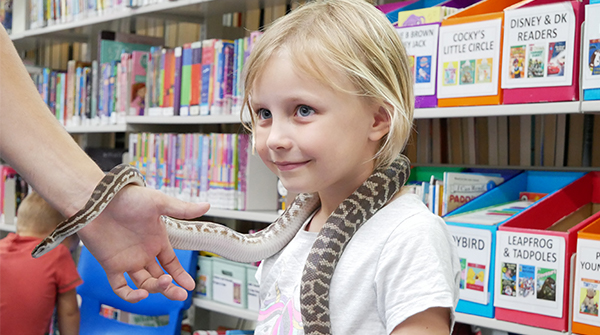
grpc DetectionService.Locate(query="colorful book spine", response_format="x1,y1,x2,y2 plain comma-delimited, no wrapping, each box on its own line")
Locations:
173,46,183,116
163,49,175,116
190,41,202,116
119,53,130,118
42,68,50,106
55,72,63,124
200,39,215,116
130,51,149,116
108,61,117,124
74,66,81,125
84,67,92,123
180,44,192,116
49,71,57,117
66,60,76,125
100,62,110,124
211,40,227,115
237,134,249,210
222,41,235,115
159,48,166,109
91,60,98,122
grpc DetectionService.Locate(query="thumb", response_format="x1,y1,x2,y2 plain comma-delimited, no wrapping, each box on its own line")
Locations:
159,194,210,220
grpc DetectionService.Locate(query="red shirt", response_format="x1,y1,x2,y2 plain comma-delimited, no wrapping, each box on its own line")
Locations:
0,233,82,335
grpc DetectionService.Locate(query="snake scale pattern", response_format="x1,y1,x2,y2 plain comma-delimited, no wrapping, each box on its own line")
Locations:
32,154,411,334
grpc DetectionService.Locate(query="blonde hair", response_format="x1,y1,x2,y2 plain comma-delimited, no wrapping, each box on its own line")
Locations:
17,191,65,235
243,0,414,169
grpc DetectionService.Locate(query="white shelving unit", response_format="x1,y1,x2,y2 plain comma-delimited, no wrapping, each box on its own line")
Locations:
9,1,600,334
415,101,582,119
193,298,258,321
65,124,128,133
126,114,243,125
0,222,17,233
205,208,279,223
581,100,600,113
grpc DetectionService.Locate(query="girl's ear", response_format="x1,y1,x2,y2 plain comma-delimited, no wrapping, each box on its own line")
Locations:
369,104,392,142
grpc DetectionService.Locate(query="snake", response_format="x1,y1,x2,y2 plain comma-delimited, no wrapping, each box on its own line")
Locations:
32,154,411,334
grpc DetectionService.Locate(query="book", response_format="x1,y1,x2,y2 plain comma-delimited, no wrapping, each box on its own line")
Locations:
509,45,525,79
442,172,504,215
527,44,545,78
180,44,193,116
547,41,566,77
129,51,149,116
444,200,533,225
190,41,202,116
173,46,183,116
200,39,216,116
97,31,163,64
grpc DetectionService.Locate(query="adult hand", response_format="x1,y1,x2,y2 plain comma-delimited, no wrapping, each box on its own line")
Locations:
77,185,210,303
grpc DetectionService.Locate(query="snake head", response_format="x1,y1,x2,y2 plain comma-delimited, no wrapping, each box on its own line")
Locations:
31,236,61,258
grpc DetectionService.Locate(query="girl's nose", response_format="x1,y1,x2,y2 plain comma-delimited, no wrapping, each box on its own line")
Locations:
266,118,293,151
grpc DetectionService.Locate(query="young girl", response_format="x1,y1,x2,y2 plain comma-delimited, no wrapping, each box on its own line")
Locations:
242,0,460,334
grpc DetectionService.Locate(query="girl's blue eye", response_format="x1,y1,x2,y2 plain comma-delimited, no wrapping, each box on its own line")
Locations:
297,105,315,117
257,108,272,120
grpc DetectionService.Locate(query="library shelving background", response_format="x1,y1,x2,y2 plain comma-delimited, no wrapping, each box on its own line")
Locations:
1,0,600,335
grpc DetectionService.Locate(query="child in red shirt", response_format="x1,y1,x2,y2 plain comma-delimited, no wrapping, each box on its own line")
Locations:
0,191,82,335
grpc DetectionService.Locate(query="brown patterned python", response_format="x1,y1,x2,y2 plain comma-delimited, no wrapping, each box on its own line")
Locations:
32,154,411,334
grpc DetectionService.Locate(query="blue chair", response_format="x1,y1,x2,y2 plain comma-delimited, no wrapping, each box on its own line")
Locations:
77,245,198,335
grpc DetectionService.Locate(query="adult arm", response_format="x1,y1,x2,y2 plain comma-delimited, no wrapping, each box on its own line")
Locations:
0,24,209,302
56,289,80,335
390,307,451,335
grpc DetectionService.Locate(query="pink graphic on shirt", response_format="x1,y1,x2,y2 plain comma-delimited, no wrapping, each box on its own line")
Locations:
258,284,303,335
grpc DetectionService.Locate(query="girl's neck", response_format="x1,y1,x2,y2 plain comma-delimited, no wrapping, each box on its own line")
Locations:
305,187,405,233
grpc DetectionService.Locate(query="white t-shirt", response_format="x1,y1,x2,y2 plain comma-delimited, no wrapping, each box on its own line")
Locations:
254,192,461,335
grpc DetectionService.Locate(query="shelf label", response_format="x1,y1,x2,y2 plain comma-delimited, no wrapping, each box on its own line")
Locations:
213,274,243,307
447,225,492,305
396,23,440,97
583,4,600,90
494,231,565,318
501,3,576,89
437,19,502,99
573,238,600,327
247,282,260,312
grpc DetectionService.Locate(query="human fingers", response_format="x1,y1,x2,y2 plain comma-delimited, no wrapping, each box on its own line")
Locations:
159,193,210,219
157,247,196,292
107,271,149,303
128,266,189,301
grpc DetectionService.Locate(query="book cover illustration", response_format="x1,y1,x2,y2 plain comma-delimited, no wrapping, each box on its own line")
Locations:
527,44,545,78
460,60,475,85
459,258,467,289
476,58,492,84
579,279,599,316
130,51,149,116
501,262,517,297
547,41,566,77
509,45,525,79
537,268,557,301
466,263,485,292
519,191,547,202
443,172,504,215
589,39,600,76
443,61,458,86
518,264,536,299
415,56,432,84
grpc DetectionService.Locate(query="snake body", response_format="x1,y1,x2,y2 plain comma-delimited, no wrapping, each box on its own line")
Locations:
33,155,411,334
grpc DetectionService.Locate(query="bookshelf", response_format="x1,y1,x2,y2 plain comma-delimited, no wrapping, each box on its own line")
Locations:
414,101,582,119
204,208,279,223
193,298,258,321
65,124,128,133
581,100,600,113
125,114,243,125
7,0,600,334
